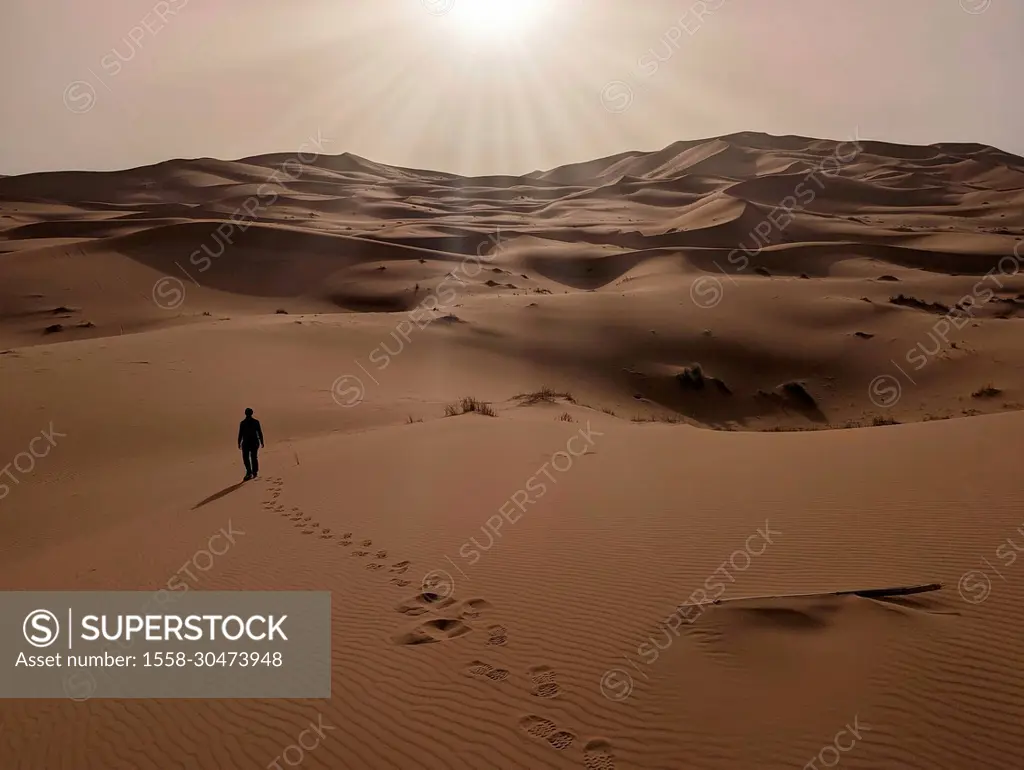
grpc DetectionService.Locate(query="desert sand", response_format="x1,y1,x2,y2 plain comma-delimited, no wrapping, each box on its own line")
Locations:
1,132,1023,768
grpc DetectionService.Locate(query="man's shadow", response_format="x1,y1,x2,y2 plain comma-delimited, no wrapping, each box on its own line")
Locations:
192,481,247,510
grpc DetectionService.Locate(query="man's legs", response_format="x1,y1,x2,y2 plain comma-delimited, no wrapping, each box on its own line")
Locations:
251,446,259,477
242,447,253,479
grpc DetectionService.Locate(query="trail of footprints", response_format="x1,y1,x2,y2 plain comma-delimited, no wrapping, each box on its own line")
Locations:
518,716,616,769
392,585,615,766
261,476,615,768
261,477,412,581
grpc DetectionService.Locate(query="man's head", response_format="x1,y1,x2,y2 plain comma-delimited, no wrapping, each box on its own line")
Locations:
244,408,254,417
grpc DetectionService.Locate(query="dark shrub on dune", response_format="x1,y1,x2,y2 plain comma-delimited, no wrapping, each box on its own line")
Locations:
676,365,705,391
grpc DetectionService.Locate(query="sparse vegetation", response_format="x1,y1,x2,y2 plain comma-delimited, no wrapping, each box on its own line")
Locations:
600,407,617,416
275,309,288,314
444,397,496,417
557,412,574,422
676,364,731,395
406,415,424,424
889,294,950,314
632,414,684,424
676,364,705,390
513,387,576,406
872,416,900,426
972,384,1002,399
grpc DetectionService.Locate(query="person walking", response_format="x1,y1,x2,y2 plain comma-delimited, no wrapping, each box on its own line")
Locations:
238,408,264,481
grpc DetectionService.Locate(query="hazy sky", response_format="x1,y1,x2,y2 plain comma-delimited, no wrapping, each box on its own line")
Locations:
1,0,1021,176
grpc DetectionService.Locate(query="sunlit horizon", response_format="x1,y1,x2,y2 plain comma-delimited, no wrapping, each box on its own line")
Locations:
1,0,1022,177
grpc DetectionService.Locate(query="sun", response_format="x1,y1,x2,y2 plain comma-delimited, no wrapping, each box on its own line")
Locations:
449,0,544,37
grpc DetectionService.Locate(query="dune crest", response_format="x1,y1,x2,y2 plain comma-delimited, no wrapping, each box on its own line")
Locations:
1,133,1023,769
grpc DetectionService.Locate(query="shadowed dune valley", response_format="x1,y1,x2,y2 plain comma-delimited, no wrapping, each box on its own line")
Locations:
3,1,1024,768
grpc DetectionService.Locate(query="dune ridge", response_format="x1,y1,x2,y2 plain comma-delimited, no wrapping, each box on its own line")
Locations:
1,132,1023,768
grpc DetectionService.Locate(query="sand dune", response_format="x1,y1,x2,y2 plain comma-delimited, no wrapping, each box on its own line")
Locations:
2,132,1024,768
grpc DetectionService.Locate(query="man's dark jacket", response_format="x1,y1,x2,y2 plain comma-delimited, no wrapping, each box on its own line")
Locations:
238,417,264,448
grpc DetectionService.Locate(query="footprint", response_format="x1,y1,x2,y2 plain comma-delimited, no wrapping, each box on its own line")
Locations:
519,714,557,740
366,563,384,571
301,529,315,535
393,618,472,645
339,540,352,547
396,591,457,616
390,578,412,587
487,625,508,646
390,561,410,574
456,598,491,620
583,739,616,770
361,540,372,547
466,660,494,677
548,731,575,751
352,550,369,557
465,660,508,681
518,716,575,751
375,550,387,559
342,533,353,539
322,528,332,535
528,665,560,698
320,533,334,540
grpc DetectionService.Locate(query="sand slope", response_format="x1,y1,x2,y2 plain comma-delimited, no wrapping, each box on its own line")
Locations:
1,133,1024,768
2,132,1022,430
